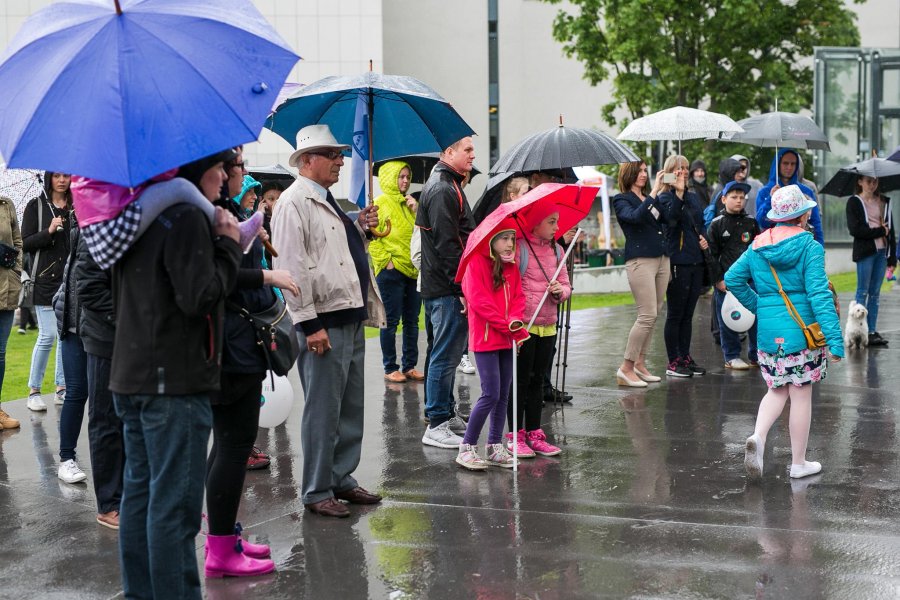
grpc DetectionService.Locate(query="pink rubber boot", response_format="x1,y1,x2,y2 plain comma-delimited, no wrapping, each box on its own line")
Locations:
204,534,275,578
235,522,271,559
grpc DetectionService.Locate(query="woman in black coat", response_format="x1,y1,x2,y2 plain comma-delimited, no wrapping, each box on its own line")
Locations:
21,172,71,411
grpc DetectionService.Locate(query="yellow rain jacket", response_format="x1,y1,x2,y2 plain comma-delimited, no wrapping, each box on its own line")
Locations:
369,160,418,278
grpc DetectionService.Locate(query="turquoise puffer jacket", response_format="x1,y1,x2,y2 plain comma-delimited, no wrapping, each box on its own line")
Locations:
725,226,844,357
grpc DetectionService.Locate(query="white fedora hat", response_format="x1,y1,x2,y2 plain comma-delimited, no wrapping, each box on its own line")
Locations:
288,124,350,168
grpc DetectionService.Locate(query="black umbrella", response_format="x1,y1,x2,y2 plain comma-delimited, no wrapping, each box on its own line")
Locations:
373,153,481,184
489,125,638,176
249,164,296,186
821,158,900,197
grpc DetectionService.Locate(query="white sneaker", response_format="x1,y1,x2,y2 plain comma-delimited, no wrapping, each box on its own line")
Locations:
422,421,464,449
54,389,66,405
485,443,516,468
455,443,488,470
744,434,763,481
789,461,822,479
446,415,468,435
58,459,87,484
457,355,476,374
725,358,751,370
27,393,47,412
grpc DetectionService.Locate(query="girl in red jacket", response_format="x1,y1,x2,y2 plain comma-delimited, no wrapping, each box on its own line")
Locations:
458,222,530,470
507,205,571,457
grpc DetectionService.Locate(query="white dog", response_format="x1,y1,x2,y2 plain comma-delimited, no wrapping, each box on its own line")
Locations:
845,300,869,349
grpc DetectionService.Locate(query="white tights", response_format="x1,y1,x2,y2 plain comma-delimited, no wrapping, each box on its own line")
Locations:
753,384,813,466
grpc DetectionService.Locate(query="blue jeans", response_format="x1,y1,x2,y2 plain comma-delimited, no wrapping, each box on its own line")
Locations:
27,305,64,390
0,309,14,396
376,267,421,373
59,334,88,461
423,296,468,427
114,393,212,600
856,251,887,332
715,289,758,362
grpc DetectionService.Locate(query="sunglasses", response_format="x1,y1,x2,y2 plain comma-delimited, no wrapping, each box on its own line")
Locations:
308,150,344,160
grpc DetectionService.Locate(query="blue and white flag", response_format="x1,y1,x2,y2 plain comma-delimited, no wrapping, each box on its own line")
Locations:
349,91,369,209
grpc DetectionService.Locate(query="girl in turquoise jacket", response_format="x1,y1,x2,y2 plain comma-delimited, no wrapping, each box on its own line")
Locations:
725,185,843,483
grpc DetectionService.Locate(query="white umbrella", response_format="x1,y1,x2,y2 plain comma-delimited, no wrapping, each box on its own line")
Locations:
618,106,744,153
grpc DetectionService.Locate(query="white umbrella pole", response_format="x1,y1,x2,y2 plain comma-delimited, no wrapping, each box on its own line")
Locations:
526,228,584,330
511,339,518,472
600,177,612,252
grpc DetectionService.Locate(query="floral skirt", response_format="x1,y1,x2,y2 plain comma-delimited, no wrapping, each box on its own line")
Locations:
757,346,827,389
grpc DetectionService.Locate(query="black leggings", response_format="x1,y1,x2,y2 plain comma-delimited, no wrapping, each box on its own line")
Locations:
206,371,264,536
507,334,557,432
664,264,704,362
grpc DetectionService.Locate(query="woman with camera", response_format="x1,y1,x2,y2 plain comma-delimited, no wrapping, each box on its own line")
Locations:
612,161,673,387
21,172,71,411
726,185,843,482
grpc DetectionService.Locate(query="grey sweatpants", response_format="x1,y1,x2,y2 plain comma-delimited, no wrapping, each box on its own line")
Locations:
296,321,365,505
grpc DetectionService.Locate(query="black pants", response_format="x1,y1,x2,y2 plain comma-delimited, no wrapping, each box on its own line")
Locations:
206,371,264,535
664,264,704,362
86,353,124,514
508,334,557,432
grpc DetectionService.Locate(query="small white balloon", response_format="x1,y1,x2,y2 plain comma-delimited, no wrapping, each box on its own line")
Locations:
258,373,294,428
721,291,756,333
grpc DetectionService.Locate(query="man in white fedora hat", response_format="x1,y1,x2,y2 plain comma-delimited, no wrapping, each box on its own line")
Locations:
271,124,386,518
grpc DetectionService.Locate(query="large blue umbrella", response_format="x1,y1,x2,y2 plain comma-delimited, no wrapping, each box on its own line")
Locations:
0,0,299,187
266,72,475,162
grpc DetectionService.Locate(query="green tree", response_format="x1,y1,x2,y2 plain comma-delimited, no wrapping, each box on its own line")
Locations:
544,0,863,128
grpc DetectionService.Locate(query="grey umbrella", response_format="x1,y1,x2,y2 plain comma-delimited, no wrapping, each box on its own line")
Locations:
719,111,830,151
489,125,638,176
821,157,900,196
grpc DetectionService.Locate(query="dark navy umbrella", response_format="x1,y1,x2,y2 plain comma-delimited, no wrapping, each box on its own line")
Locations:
489,125,638,176
266,72,475,162
888,145,900,163
373,153,480,184
821,158,900,196
0,0,299,187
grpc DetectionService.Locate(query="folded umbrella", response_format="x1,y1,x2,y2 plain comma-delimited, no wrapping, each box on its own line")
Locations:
489,125,638,176
0,0,299,188
820,157,900,196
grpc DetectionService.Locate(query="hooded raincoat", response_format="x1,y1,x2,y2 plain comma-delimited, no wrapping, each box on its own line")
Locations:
369,161,418,278
755,149,824,244
724,225,843,357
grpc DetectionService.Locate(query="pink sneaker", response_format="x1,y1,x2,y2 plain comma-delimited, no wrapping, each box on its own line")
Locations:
526,429,561,456
504,430,536,458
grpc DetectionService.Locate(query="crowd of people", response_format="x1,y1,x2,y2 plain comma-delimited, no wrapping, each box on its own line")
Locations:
0,120,894,597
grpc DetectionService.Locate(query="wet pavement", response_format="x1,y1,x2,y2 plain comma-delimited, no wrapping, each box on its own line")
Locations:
2,289,900,599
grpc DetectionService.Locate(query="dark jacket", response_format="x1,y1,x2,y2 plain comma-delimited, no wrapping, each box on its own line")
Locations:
216,198,271,375
21,196,71,306
415,162,474,298
706,209,760,284
846,194,896,266
706,158,743,223
109,203,242,396
53,216,80,338
74,234,115,359
612,191,671,261
688,159,711,207
660,190,706,265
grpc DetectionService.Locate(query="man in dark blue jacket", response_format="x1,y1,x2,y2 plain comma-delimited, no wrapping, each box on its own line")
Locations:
756,149,824,244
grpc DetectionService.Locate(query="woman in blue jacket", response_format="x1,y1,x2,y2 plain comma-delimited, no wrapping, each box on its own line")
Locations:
725,185,843,482
659,155,710,378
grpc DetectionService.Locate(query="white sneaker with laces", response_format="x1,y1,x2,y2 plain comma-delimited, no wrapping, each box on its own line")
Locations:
485,443,516,468
54,389,66,405
446,415,468,435
457,355,476,374
455,443,488,470
725,358,751,370
422,421,464,449
27,393,47,412
58,459,87,484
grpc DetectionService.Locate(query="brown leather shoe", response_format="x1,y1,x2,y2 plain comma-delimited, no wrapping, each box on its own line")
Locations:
304,497,350,518
384,371,407,383
0,409,20,429
96,510,120,530
334,486,383,505
403,369,425,382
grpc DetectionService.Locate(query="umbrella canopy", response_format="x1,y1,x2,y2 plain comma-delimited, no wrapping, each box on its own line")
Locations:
489,126,638,176
820,158,900,197
618,106,744,143
0,166,43,224
266,72,475,160
720,112,830,151
249,164,296,185
471,168,578,225
888,145,900,163
373,153,481,184
456,183,595,282
0,0,299,187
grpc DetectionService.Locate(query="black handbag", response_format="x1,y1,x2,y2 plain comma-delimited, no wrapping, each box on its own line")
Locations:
228,293,300,378
0,242,17,269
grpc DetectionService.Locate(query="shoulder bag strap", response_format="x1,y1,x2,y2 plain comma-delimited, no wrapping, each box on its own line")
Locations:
30,199,43,278
768,263,808,330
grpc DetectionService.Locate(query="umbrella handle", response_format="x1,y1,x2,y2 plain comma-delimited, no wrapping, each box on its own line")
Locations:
370,217,392,238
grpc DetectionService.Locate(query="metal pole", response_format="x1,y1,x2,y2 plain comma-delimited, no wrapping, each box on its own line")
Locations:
511,339,518,472
558,250,576,401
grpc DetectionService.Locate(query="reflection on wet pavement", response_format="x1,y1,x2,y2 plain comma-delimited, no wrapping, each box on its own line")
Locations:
2,291,900,598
